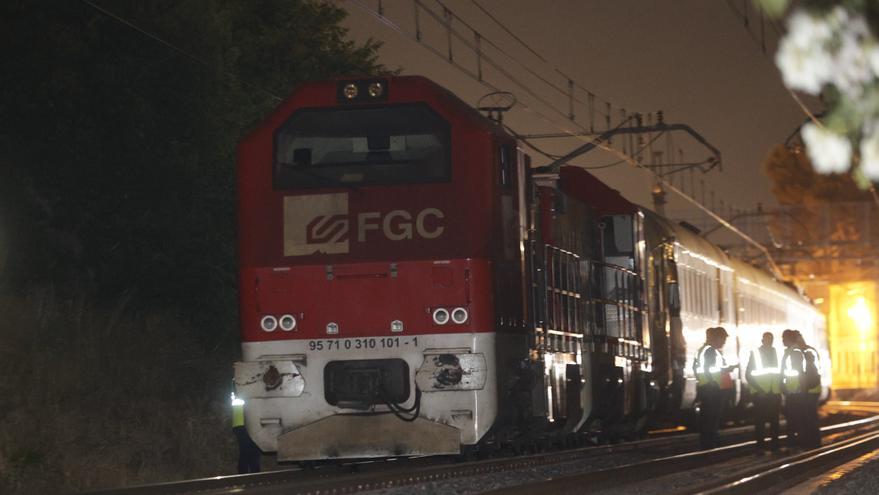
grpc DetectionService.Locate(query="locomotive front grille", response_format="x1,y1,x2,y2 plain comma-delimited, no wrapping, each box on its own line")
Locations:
324,359,410,409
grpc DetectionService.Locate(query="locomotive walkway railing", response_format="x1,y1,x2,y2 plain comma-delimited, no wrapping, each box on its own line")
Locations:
534,243,645,356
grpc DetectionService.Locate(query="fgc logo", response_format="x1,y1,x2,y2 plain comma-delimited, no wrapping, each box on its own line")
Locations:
284,193,444,256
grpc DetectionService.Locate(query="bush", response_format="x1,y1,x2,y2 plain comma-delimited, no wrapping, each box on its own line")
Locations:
0,289,243,493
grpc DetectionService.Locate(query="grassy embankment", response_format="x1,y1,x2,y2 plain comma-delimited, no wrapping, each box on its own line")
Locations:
0,289,244,493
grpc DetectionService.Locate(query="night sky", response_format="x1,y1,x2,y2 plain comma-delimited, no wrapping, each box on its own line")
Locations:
339,0,819,217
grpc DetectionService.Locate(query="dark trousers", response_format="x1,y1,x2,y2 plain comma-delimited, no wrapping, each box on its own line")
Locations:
234,425,262,473
784,393,802,447
753,393,780,448
698,385,725,449
799,393,821,449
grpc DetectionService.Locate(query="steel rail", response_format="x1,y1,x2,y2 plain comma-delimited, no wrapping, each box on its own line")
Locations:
692,428,879,494
86,434,693,494
85,424,756,495
84,404,879,495
482,406,879,495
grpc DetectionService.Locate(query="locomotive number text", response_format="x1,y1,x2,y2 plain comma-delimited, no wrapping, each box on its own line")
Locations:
307,337,418,352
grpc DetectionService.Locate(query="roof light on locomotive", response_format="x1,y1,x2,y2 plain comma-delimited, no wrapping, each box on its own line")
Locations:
368,82,384,98
336,78,389,103
342,83,358,99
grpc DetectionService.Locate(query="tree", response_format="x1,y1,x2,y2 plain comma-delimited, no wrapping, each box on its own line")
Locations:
0,0,385,333
763,143,877,282
760,0,879,187
763,144,867,205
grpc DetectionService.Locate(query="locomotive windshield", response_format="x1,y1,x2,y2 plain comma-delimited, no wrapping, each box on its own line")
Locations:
273,103,450,188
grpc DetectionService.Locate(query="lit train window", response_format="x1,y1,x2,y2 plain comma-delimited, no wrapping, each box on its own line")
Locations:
704,274,710,317
678,265,693,314
273,104,450,188
686,268,694,315
699,272,705,317
700,272,707,317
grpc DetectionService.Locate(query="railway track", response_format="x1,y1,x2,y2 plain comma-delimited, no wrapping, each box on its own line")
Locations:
488,401,879,495
88,428,716,495
87,401,879,495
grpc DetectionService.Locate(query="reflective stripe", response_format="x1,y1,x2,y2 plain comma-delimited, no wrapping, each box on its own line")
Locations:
694,344,725,386
232,392,245,427
752,348,763,370
748,347,781,394
782,348,803,394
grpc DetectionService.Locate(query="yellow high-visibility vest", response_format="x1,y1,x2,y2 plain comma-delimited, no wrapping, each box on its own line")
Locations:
694,344,725,387
803,346,822,395
781,347,803,394
748,347,780,395
231,392,245,428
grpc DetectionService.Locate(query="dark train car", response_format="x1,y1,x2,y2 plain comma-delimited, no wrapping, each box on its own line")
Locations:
530,167,654,436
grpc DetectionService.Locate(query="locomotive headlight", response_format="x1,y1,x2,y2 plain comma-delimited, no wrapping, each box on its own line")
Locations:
279,314,297,332
326,322,340,334
260,315,278,332
451,307,469,324
391,319,404,332
368,82,384,97
343,83,358,99
432,308,450,325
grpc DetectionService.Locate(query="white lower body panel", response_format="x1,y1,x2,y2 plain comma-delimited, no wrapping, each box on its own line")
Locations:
234,332,497,461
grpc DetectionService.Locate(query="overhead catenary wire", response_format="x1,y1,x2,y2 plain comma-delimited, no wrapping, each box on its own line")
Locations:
428,0,618,120
722,0,823,129
79,0,283,102
469,0,547,63
350,3,732,207
351,0,637,149
546,131,668,171
363,0,710,186
82,0,778,273
723,0,781,54
468,0,615,115
723,2,879,210
512,125,665,170
363,0,624,144
348,0,783,277
709,0,850,274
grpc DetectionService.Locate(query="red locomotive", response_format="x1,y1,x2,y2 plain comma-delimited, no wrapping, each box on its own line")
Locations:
233,76,827,461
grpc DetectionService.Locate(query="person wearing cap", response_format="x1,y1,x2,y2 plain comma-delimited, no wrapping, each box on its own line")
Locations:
693,326,737,449
780,329,804,448
746,332,781,451
796,331,822,449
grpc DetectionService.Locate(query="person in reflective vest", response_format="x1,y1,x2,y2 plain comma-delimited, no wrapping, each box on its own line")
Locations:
693,326,737,449
796,331,822,449
746,332,781,451
780,329,805,448
232,391,261,473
